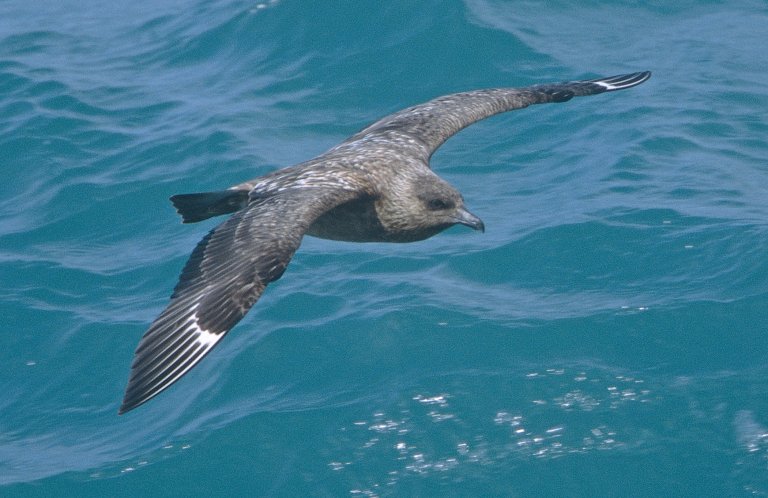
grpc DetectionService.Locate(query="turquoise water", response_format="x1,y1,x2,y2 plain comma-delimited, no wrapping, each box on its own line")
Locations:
2,0,767,495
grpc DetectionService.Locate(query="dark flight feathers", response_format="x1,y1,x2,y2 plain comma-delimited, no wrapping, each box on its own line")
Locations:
119,188,359,413
343,71,651,160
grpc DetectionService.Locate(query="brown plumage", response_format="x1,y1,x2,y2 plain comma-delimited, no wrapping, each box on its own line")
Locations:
119,71,651,414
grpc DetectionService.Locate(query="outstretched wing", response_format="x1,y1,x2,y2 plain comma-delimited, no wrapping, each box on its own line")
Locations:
341,71,651,160
119,187,358,414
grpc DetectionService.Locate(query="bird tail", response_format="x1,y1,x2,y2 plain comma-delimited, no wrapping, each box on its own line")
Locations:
170,190,250,223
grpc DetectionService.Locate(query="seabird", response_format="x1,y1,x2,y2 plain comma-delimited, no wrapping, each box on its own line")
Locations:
119,71,651,414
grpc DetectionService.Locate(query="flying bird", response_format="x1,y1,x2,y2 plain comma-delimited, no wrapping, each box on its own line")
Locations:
119,71,651,414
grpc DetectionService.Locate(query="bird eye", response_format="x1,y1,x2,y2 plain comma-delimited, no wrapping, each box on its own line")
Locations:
427,198,453,211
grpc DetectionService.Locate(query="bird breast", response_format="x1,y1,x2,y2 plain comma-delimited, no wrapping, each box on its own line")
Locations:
305,197,390,242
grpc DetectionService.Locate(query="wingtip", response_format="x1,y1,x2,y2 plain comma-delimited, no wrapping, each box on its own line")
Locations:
535,71,651,100
118,394,142,415
117,398,136,415
119,382,167,414
589,71,652,91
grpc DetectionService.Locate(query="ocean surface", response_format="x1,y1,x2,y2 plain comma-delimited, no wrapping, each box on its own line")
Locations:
1,0,767,496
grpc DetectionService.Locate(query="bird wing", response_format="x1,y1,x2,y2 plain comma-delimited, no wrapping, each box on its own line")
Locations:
119,187,359,414
340,71,651,161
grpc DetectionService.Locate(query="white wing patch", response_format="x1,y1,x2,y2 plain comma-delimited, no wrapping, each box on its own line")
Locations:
190,313,221,349
119,303,228,413
152,311,224,392
594,80,624,90
590,72,651,91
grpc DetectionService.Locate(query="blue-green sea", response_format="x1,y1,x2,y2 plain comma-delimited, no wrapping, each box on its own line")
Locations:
2,0,767,496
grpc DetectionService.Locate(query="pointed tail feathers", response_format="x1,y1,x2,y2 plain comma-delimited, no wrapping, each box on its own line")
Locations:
170,190,250,223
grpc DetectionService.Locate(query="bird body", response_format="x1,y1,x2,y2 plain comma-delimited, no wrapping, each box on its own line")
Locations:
120,71,651,414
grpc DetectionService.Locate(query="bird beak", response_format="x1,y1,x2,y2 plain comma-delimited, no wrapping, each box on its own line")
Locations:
454,207,485,233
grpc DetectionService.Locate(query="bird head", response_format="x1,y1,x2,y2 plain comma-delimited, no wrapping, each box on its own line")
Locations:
377,172,484,241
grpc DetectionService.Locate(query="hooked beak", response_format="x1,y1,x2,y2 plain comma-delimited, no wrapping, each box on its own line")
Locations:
453,207,485,233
